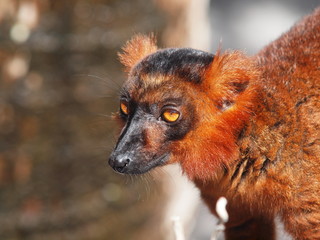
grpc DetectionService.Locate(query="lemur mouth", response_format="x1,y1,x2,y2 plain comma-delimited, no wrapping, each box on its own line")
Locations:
109,152,170,175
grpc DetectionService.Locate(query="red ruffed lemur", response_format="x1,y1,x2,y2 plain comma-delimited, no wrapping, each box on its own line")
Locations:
109,8,320,240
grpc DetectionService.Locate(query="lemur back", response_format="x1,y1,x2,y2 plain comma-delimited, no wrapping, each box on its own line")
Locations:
109,8,320,240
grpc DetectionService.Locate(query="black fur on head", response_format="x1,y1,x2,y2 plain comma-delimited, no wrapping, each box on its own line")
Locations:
132,48,214,84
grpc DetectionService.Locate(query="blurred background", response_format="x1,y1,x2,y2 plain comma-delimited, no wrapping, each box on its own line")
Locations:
0,0,318,240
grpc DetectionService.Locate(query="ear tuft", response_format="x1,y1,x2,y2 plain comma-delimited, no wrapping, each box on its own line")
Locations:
118,33,158,72
203,50,259,106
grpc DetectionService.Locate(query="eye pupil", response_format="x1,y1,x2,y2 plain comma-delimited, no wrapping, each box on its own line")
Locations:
162,109,180,123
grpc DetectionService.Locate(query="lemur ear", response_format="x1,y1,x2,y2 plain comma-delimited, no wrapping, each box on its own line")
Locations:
203,51,259,110
118,34,158,72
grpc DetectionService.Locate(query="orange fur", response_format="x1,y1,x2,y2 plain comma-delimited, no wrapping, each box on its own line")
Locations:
195,9,320,240
118,34,158,73
170,52,259,180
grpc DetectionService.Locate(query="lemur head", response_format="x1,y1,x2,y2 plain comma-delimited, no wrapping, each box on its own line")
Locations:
109,34,259,180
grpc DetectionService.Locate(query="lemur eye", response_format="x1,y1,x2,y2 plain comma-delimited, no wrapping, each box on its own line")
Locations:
120,101,129,116
161,109,180,123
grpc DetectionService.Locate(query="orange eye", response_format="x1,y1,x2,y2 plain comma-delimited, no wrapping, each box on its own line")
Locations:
120,101,129,115
161,109,180,123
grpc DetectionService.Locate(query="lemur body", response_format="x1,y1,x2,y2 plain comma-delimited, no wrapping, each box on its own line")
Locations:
109,8,320,239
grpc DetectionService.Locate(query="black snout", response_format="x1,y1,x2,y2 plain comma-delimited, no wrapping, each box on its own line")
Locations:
108,110,170,174
109,155,132,173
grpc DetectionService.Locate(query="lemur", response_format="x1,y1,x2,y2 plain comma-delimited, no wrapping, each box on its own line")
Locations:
109,8,320,240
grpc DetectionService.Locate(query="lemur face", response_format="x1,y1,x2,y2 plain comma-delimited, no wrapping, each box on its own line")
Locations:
109,35,257,179
109,48,214,174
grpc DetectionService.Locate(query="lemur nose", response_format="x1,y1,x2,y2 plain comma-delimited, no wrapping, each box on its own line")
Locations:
109,155,131,173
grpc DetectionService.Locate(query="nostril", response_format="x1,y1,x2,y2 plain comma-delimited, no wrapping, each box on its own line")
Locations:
123,158,130,165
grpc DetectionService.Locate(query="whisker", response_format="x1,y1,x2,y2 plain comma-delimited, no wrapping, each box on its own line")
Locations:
89,73,122,89
143,173,154,198
98,94,118,99
95,113,115,120
74,73,122,92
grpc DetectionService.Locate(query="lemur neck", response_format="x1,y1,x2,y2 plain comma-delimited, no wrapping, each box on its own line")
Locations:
218,79,291,190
